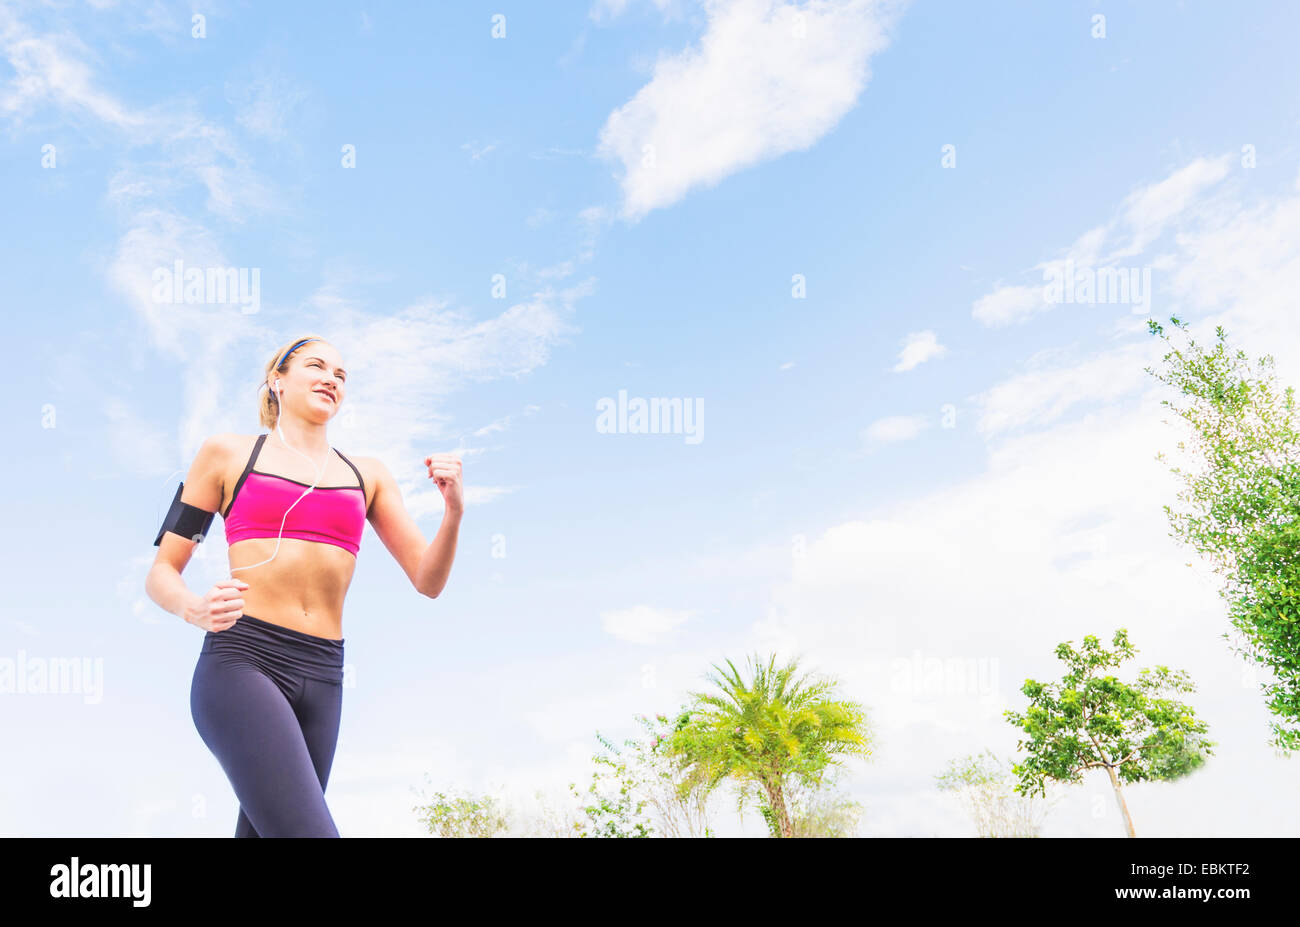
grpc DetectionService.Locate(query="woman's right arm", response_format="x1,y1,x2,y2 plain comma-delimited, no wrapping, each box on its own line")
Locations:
145,435,245,625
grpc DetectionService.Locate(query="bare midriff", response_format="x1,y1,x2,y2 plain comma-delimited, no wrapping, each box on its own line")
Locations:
225,537,354,640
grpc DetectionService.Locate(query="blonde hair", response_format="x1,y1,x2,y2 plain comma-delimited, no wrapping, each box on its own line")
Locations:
257,334,332,428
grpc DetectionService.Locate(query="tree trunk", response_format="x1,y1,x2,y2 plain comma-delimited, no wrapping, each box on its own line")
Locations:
1104,765,1136,837
764,781,793,838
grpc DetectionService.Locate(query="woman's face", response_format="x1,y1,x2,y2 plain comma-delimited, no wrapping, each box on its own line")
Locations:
272,343,347,423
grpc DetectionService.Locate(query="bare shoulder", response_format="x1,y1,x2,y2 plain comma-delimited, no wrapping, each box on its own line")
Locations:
190,432,242,465
177,433,245,514
212,432,253,452
201,432,260,467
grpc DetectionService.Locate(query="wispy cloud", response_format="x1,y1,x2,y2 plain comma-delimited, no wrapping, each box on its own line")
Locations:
0,10,149,130
299,277,593,519
226,67,308,144
1110,156,1234,258
971,341,1154,437
972,155,1235,327
461,140,498,161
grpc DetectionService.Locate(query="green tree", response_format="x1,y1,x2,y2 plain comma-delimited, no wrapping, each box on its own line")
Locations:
1004,629,1213,837
935,749,1056,837
1146,315,1300,751
412,780,511,838
664,652,873,838
627,712,719,837
568,731,654,837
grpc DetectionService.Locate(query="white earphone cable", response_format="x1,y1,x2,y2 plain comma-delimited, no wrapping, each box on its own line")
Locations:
228,378,329,577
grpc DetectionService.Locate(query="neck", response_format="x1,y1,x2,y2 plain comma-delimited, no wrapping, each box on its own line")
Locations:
273,416,331,458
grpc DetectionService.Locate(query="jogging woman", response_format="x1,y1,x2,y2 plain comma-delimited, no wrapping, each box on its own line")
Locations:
144,334,463,837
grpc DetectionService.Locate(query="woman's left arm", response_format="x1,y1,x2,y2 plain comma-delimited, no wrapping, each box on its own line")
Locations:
367,454,463,599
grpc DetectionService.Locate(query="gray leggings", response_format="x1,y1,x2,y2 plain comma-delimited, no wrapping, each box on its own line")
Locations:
190,613,345,837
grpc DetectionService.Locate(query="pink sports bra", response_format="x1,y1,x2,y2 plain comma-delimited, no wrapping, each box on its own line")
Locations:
223,433,367,556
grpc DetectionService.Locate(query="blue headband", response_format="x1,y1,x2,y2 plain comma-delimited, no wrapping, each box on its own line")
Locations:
277,337,318,370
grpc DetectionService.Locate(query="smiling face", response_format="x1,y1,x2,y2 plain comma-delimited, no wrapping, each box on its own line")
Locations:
269,341,348,424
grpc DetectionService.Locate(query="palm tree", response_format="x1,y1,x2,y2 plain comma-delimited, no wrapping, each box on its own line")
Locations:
667,652,873,837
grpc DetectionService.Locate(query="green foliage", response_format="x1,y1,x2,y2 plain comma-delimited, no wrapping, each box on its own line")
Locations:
935,749,1055,837
1146,315,1300,750
662,652,873,837
567,731,654,838
624,712,718,837
412,781,511,838
1004,629,1214,801
935,749,1006,791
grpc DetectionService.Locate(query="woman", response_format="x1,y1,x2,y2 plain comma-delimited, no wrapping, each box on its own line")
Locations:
144,334,464,837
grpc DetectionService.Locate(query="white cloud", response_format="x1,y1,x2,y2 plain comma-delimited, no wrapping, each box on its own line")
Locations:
1,8,280,225
474,416,511,436
862,414,928,444
601,604,693,644
296,277,593,520
971,340,1154,437
0,13,145,129
589,0,687,24
893,329,946,372
971,155,1235,327
595,0,909,220
1110,155,1233,259
971,282,1045,327
537,260,576,280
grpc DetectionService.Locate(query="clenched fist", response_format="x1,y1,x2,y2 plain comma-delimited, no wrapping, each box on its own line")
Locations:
425,453,463,515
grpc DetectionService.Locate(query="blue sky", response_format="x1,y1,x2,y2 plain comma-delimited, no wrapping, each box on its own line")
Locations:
4,0,1300,837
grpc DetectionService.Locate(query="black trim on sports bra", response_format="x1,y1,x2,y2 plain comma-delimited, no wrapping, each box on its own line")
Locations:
224,433,267,519
334,448,368,513
249,472,362,490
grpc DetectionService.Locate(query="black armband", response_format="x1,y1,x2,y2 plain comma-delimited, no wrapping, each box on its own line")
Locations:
154,482,216,546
